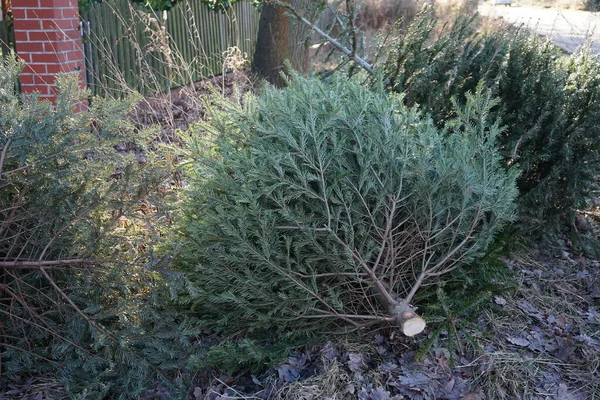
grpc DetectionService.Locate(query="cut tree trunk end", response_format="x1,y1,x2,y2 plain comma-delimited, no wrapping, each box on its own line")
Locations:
391,303,426,337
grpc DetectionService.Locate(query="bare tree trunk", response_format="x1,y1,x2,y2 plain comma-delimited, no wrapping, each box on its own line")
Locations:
0,0,11,58
253,2,291,87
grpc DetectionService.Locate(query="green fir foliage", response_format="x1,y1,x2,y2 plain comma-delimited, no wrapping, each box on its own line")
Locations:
189,336,310,374
382,11,600,242
416,235,518,364
1,56,188,398
175,73,518,339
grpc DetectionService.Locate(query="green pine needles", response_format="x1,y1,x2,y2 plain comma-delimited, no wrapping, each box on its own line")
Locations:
175,73,518,338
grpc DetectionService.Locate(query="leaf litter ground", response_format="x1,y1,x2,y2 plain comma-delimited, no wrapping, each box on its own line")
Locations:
182,251,599,400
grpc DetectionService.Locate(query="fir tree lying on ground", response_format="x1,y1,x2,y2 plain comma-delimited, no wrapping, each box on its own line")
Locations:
175,73,518,338
382,12,600,243
1,55,187,398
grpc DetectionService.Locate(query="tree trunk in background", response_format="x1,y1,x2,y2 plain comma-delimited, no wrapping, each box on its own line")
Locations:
252,0,308,87
253,3,291,87
0,0,11,58
1,0,9,15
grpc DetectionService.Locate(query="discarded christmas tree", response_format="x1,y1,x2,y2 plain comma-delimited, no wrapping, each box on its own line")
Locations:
176,74,518,337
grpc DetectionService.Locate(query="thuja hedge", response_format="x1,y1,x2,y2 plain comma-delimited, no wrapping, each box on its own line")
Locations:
175,73,518,338
382,13,600,242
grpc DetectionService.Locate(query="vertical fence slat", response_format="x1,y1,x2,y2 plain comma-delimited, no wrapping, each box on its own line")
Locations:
107,2,116,95
198,4,210,77
206,8,215,74
134,4,146,94
98,3,108,97
91,10,101,95
121,3,132,91
116,2,125,95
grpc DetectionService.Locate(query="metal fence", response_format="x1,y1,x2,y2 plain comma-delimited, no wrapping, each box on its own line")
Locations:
80,0,260,97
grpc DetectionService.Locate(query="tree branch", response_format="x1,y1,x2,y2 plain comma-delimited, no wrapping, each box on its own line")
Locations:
0,259,112,269
0,138,10,178
271,0,374,74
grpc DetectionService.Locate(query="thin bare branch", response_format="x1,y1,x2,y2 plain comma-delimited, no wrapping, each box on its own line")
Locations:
275,226,331,232
0,259,113,269
271,0,374,74
0,138,10,177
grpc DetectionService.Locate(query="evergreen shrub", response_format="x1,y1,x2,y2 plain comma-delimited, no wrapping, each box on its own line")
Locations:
382,12,600,241
1,56,187,398
175,73,518,339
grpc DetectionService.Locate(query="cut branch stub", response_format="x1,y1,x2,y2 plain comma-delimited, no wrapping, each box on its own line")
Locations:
361,265,427,337
391,303,426,337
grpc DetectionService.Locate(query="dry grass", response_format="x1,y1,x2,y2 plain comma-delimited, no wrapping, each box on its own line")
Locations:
477,351,561,400
473,251,600,399
276,340,390,400
434,0,479,23
278,360,349,400
357,0,423,30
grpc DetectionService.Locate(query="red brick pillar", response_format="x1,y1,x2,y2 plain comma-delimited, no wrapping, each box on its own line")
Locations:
12,0,86,110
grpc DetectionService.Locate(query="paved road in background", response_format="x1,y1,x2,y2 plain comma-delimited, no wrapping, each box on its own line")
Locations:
478,4,600,53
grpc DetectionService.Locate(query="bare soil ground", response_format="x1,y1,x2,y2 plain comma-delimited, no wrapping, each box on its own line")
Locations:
127,71,257,143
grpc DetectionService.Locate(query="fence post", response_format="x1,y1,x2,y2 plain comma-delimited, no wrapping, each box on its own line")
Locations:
12,0,87,111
